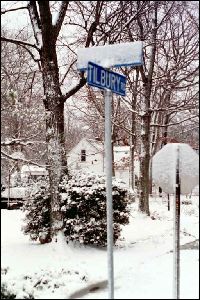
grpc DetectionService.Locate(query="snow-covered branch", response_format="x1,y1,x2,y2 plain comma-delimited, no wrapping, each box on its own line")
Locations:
1,138,45,147
1,150,49,168
27,1,42,48
1,36,39,50
120,98,139,115
1,6,27,15
63,74,86,101
150,115,198,127
53,1,69,39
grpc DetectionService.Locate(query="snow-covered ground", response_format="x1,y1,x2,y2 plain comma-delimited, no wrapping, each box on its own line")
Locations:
1,195,199,299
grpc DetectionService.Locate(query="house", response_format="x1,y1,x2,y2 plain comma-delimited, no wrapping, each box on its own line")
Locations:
1,186,27,209
67,138,140,187
20,165,48,182
10,164,48,186
67,138,104,173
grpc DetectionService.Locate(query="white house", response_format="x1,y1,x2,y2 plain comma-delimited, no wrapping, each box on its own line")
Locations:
67,138,140,187
10,164,48,186
67,138,105,173
20,165,48,181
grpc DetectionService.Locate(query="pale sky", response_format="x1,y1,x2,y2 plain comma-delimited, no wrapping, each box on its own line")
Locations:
1,1,30,31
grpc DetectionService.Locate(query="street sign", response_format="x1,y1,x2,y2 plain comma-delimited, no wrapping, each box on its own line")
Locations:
77,41,143,300
87,61,126,96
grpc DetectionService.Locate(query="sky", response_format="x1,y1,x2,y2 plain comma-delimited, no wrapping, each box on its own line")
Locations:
1,1,30,31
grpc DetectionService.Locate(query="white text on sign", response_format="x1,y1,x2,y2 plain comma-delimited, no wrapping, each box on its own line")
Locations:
87,62,126,96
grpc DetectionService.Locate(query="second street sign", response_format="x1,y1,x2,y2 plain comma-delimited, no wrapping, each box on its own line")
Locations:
87,61,126,96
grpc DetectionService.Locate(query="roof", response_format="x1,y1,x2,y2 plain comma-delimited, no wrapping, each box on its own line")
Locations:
114,146,130,162
67,138,104,156
1,187,27,199
86,139,104,152
21,165,48,175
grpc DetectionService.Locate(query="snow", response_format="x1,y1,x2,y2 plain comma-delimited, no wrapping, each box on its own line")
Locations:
52,11,60,27
1,187,27,199
21,164,48,176
1,195,199,299
77,41,143,70
152,143,199,195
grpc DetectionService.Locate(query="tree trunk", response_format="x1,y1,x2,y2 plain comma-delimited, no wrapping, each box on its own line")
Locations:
129,69,139,199
139,114,150,215
129,98,136,199
40,43,67,239
138,2,158,215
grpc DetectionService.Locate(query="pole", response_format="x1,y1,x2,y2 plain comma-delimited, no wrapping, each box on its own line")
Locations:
104,88,114,299
167,193,170,211
8,170,11,209
173,145,180,299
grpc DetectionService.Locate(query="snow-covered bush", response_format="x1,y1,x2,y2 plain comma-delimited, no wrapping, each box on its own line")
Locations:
1,282,17,299
59,172,130,246
22,177,52,244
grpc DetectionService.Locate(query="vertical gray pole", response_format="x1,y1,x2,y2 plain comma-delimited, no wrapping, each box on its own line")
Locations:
8,170,10,209
173,145,180,299
104,88,114,299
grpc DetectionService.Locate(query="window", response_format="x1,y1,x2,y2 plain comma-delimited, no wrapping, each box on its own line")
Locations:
81,150,86,162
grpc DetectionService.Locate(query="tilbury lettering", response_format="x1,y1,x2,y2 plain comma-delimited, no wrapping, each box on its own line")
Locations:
87,62,126,96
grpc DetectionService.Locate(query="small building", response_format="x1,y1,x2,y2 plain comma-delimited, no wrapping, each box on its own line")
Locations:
67,138,104,173
20,165,48,182
67,138,140,187
10,164,48,186
1,186,27,209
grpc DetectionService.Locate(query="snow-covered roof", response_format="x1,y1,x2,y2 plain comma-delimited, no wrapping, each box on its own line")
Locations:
114,146,130,162
86,139,104,152
1,187,27,199
21,165,48,176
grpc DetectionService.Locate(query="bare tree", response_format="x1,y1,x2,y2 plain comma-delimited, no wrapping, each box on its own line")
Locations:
1,1,103,241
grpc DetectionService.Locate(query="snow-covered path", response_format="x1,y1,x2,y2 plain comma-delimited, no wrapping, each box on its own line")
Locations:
1,196,199,299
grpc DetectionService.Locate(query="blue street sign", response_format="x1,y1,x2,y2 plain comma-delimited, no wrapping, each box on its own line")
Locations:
87,61,126,96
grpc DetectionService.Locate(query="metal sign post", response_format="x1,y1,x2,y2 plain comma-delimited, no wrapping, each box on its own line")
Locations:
87,61,126,299
78,43,143,297
104,88,114,299
173,145,180,299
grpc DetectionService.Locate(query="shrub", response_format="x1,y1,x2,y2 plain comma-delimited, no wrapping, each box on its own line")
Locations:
1,283,16,299
60,172,130,247
22,177,52,244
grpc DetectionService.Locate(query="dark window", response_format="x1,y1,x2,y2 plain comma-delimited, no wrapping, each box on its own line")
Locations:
81,150,86,162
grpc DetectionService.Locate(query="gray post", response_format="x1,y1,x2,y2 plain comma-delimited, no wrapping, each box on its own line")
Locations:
173,145,180,299
104,88,114,299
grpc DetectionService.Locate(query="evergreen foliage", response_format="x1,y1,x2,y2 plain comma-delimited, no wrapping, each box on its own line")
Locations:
59,172,130,246
1,283,16,299
22,177,52,244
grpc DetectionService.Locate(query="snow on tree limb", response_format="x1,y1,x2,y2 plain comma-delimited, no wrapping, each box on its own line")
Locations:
1,150,48,168
150,115,198,127
1,6,28,15
1,36,39,50
1,138,45,147
27,1,43,48
53,1,69,39
63,74,86,101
